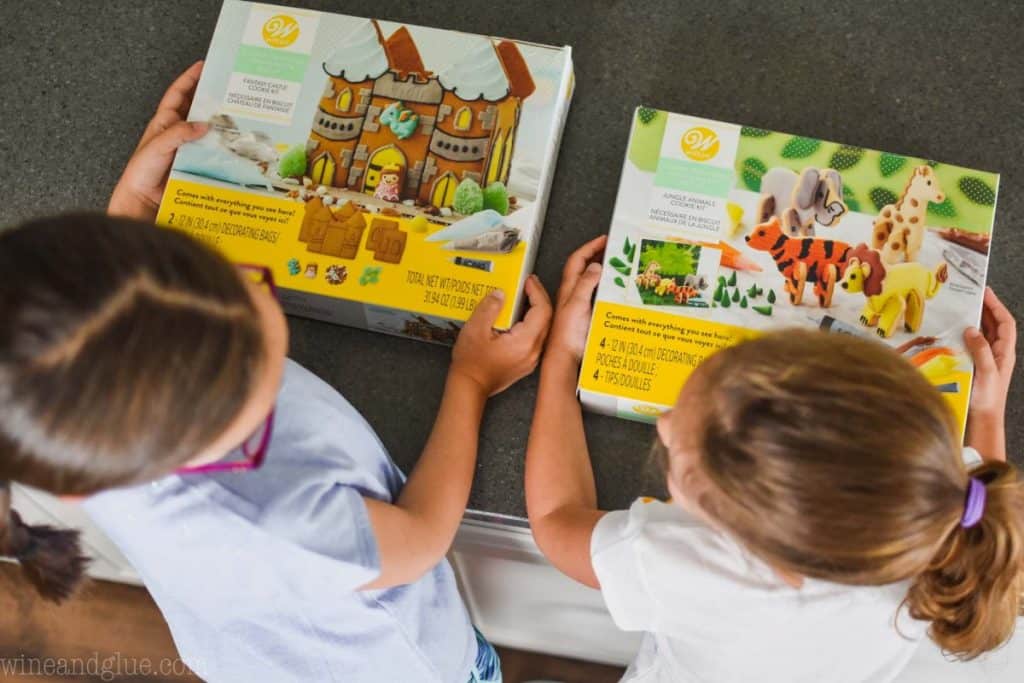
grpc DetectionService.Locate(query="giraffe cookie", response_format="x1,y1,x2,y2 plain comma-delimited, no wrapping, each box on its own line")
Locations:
871,166,945,265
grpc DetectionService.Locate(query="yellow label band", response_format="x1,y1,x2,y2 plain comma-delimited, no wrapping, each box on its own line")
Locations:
579,301,754,406
156,178,523,328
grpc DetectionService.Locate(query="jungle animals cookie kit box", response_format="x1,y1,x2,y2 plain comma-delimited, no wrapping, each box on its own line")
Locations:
156,1,573,343
579,108,999,433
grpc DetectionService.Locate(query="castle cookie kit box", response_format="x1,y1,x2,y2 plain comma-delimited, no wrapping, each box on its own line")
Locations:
579,108,998,433
157,1,573,342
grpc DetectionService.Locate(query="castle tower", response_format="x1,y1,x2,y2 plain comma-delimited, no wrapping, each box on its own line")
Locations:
306,19,389,188
419,39,535,207
345,25,442,197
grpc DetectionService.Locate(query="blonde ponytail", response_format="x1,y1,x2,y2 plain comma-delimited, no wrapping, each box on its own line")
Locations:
905,461,1024,659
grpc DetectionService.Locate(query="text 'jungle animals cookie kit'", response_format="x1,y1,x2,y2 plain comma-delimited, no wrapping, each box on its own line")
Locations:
579,108,999,435
156,0,573,343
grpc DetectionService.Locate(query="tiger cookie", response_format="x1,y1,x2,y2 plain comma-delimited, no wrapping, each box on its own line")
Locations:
745,216,851,307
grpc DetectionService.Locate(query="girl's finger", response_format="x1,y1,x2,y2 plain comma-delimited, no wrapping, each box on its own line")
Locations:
964,327,997,376
512,275,553,341
135,62,204,152
137,109,183,153
157,61,204,119
558,236,607,307
561,235,607,281
571,262,603,305
125,121,209,191
465,288,506,333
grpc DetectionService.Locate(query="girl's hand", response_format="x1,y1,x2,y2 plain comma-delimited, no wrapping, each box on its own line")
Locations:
964,287,1016,461
450,276,553,396
108,61,208,222
547,235,608,363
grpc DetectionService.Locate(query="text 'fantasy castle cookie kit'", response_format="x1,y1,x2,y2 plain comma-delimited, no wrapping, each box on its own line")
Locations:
157,0,573,343
579,108,999,435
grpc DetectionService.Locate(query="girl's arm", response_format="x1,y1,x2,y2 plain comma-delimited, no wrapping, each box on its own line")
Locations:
525,237,608,589
362,279,552,589
963,288,1016,462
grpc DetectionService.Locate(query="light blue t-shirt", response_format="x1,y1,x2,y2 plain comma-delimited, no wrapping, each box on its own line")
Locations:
84,359,476,682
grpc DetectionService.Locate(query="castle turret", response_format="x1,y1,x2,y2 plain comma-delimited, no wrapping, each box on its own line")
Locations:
306,19,389,187
345,24,442,198
419,39,535,207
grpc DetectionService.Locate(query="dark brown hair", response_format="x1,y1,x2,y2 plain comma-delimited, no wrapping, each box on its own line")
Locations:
671,329,1023,660
0,213,266,601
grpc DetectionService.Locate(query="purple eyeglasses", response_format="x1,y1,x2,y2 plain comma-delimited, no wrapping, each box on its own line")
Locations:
176,264,277,475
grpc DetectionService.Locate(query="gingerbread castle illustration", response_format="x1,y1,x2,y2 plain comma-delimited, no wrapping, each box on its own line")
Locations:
305,20,535,209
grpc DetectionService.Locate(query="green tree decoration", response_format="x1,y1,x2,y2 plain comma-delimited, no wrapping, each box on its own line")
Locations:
452,178,484,214
277,145,308,179
781,136,822,159
878,153,907,178
740,157,768,191
958,176,996,206
829,145,864,171
869,187,899,212
637,107,658,125
928,197,957,218
842,184,861,213
740,126,771,137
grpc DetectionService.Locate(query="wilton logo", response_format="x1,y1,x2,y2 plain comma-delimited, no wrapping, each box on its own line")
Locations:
262,15,300,48
680,126,720,162
632,404,664,417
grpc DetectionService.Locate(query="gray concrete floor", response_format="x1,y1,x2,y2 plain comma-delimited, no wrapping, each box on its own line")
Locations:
1,1,1021,515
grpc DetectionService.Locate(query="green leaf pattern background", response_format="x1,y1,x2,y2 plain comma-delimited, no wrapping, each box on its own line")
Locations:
734,131,997,234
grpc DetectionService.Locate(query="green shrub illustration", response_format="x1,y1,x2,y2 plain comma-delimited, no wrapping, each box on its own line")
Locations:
878,153,907,177
781,136,821,159
740,157,768,191
740,126,771,138
829,145,864,171
958,176,996,206
869,187,899,212
928,197,957,217
842,184,861,213
640,241,697,275
637,107,658,125
277,145,308,179
612,237,636,288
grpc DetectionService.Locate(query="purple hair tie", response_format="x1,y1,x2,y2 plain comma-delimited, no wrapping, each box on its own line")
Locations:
960,478,987,529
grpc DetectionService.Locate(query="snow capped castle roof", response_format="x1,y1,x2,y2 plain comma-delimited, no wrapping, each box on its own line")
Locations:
438,38,510,102
323,19,389,82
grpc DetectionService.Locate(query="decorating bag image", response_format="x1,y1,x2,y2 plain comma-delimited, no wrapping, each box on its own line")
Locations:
578,108,999,434
155,0,574,343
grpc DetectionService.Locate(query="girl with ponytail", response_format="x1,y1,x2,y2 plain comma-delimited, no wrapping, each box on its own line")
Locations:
527,238,1021,682
0,63,552,682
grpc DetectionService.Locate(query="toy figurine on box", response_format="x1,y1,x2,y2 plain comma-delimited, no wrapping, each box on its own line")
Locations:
373,165,404,203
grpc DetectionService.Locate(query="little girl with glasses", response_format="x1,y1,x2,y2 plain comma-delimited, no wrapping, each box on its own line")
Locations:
0,62,550,682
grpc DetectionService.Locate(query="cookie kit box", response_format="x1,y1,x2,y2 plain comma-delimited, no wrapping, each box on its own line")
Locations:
156,1,573,343
579,108,998,434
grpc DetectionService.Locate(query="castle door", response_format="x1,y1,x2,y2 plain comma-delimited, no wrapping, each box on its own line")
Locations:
310,152,336,186
431,172,458,208
363,145,406,196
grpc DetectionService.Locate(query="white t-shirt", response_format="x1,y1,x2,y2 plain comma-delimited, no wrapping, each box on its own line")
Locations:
591,499,929,683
